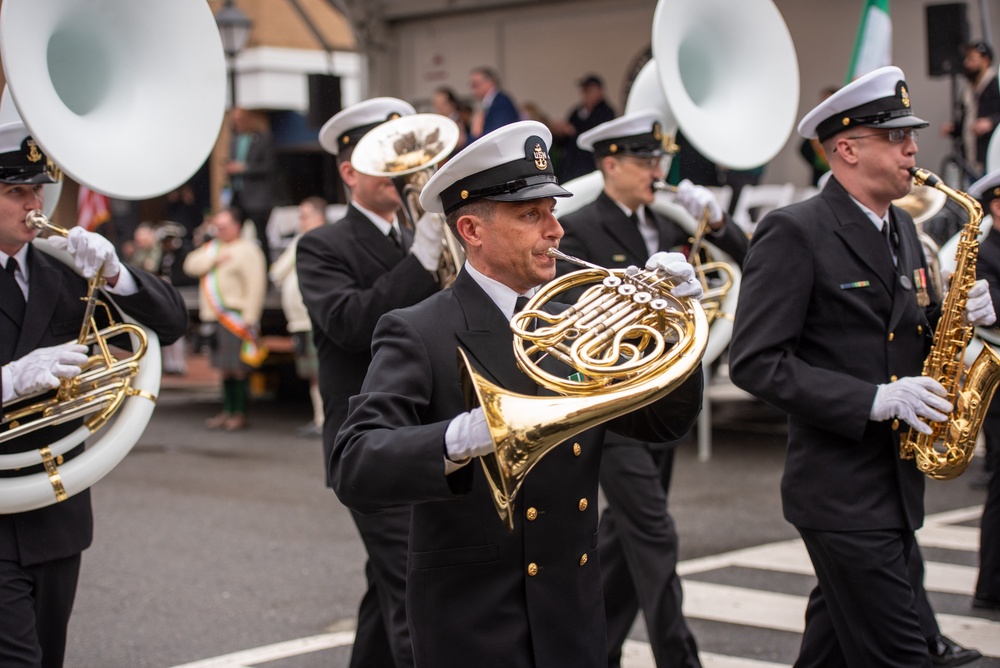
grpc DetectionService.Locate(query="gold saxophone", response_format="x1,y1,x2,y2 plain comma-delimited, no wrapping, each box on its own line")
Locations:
900,167,1000,480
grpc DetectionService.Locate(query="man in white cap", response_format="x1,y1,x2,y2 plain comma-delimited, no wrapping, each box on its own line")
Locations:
297,97,446,668
332,120,705,667
0,117,187,666
730,66,991,666
556,108,748,668
968,168,1000,614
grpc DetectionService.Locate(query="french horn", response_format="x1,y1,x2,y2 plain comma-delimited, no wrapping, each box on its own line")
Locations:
462,249,708,530
351,113,466,287
0,0,226,513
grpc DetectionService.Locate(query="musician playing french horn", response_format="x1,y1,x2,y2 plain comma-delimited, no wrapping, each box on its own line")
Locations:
729,66,988,667
555,109,748,668
332,120,704,668
0,115,187,667
296,97,445,668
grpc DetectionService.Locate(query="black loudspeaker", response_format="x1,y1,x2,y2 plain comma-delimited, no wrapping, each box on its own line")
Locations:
926,3,970,76
308,74,342,128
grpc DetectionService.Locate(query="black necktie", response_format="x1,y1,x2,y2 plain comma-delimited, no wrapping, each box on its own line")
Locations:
2,257,26,324
623,210,648,257
515,295,530,313
882,219,897,267
387,226,401,248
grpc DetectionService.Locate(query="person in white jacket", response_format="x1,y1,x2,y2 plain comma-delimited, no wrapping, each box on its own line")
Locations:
270,197,328,436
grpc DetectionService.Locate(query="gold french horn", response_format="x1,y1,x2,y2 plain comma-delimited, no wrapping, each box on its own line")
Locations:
461,248,708,530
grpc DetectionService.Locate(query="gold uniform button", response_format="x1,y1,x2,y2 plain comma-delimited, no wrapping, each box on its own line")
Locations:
579,554,588,566
578,498,588,512
888,332,894,341
527,563,539,576
890,375,898,382
917,325,923,334
573,443,582,456
892,419,900,430
526,507,538,521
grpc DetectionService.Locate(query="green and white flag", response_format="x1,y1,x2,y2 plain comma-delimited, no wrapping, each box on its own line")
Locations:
846,0,892,83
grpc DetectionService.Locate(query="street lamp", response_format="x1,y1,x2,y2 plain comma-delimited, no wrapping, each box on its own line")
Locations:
215,0,253,109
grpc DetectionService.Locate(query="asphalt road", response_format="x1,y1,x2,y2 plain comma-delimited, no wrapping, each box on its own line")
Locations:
59,365,997,667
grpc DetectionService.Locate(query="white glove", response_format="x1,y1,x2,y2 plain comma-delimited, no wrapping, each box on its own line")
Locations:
444,407,495,461
409,212,446,272
6,343,89,399
869,376,951,435
47,226,121,279
645,251,704,300
964,278,996,327
675,179,723,225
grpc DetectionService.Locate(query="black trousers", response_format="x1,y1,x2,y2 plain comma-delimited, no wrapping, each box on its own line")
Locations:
978,404,1000,601
600,441,701,668
978,453,1000,599
349,506,413,668
795,527,931,668
0,554,81,668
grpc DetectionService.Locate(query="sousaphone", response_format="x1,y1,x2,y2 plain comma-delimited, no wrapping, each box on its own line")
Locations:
0,0,227,513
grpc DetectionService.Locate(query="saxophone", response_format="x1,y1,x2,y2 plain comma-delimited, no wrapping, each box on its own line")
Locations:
899,167,1000,480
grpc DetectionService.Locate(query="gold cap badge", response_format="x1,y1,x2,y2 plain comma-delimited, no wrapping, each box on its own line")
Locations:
26,139,42,163
533,143,548,170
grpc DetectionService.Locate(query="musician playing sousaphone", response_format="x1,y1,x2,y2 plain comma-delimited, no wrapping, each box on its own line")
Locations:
555,109,749,668
0,113,187,666
332,120,705,667
729,66,988,666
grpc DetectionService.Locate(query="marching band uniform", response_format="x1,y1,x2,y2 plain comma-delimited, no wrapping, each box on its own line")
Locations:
296,98,441,668
557,111,747,668
730,67,985,667
0,120,187,667
332,121,704,667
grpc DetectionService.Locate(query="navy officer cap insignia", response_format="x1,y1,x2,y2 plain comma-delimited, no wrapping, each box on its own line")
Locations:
319,97,416,156
419,120,573,216
577,109,669,158
969,168,1000,206
0,121,59,185
797,66,929,143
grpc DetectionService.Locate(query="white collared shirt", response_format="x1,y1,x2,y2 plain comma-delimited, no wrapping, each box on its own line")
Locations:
462,260,538,320
352,200,404,243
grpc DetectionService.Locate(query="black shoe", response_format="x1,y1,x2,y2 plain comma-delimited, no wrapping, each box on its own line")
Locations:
973,594,1000,610
927,634,982,667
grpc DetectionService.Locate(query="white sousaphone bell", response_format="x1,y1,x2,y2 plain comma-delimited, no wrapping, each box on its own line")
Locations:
554,0,799,367
0,0,227,513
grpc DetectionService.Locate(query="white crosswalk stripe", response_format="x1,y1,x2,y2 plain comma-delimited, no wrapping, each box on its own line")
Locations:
169,507,994,668
623,505,997,667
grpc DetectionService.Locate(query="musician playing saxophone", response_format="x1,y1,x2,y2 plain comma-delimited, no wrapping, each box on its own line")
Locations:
332,121,704,668
730,66,989,667
0,117,187,667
